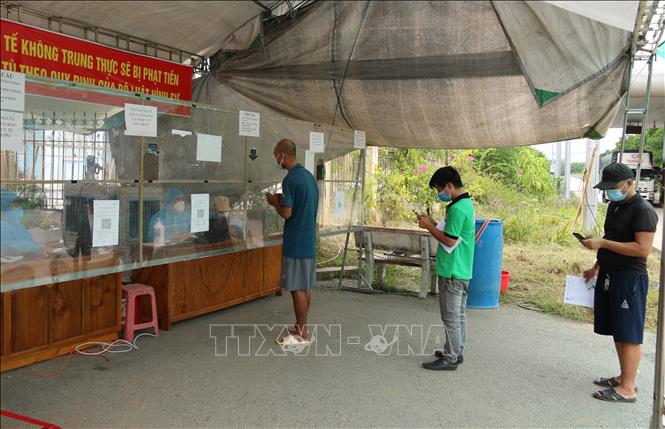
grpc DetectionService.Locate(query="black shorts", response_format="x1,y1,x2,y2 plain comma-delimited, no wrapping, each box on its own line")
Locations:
594,271,649,344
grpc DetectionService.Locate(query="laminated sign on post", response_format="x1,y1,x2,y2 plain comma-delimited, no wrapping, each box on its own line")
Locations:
309,132,325,153
239,111,260,137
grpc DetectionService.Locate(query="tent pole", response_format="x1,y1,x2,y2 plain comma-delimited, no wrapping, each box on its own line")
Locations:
338,148,365,288
652,207,665,429
636,56,654,188
619,53,635,157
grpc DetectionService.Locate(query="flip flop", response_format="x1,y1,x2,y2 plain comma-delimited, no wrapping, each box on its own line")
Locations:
593,377,638,392
593,377,620,388
592,387,636,403
275,335,310,346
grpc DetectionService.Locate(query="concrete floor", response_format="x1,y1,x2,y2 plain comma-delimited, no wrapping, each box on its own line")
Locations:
0,287,657,428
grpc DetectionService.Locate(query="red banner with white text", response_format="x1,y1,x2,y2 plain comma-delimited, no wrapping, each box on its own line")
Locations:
1,19,192,114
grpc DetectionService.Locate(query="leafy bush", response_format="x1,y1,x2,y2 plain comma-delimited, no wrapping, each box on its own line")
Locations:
365,146,604,244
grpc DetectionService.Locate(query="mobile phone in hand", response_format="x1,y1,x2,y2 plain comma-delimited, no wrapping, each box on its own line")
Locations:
412,209,420,219
572,232,586,241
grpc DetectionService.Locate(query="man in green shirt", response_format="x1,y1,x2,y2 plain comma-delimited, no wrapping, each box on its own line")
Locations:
417,166,475,370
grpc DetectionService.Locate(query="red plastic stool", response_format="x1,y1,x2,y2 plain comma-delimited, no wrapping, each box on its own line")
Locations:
122,283,159,342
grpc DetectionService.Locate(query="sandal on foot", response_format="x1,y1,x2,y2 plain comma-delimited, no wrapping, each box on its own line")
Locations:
275,335,310,346
592,388,636,403
592,377,637,392
593,377,620,388
287,324,298,335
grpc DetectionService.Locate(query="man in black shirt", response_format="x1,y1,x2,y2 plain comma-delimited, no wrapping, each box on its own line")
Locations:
581,162,658,403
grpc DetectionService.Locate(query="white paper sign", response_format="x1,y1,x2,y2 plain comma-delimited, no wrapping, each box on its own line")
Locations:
335,191,345,219
190,194,209,233
0,110,23,151
354,130,366,149
0,71,25,112
124,103,157,137
305,150,315,176
92,200,120,247
239,110,260,137
196,133,222,163
309,132,325,153
564,275,595,308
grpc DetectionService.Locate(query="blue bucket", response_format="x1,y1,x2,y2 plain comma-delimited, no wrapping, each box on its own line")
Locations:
467,219,503,309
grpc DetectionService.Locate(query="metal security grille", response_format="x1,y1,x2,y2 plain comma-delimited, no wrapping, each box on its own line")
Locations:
12,114,113,209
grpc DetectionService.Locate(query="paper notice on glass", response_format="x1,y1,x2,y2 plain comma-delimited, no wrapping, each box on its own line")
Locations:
564,275,595,308
309,132,325,153
239,110,260,137
305,150,315,175
0,110,23,151
335,191,345,219
124,103,157,137
196,133,222,163
354,130,366,149
1,71,25,112
190,193,209,233
92,200,119,247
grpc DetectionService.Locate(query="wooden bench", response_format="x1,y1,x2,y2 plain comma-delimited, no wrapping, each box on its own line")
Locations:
353,227,437,298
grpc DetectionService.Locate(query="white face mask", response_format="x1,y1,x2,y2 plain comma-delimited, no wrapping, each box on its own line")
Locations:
275,152,285,169
173,201,185,213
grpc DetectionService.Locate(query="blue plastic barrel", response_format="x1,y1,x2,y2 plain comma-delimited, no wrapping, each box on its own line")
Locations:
467,219,503,309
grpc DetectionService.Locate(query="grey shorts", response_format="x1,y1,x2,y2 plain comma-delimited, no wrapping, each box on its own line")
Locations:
280,256,316,291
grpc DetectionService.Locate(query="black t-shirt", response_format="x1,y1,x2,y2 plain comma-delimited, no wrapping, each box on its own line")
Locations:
597,194,658,274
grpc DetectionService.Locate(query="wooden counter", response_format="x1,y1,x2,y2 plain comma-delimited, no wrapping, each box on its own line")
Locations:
0,243,283,371
133,245,282,330
1,271,121,372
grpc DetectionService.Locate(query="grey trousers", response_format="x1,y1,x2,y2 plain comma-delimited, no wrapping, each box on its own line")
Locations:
438,276,469,361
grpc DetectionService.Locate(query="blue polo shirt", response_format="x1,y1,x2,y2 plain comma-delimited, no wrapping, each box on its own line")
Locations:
280,164,319,258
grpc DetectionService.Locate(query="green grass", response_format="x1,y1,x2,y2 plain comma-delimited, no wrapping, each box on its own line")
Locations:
318,238,662,332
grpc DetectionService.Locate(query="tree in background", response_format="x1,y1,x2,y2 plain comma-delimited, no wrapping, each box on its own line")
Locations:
607,128,663,166
365,146,555,226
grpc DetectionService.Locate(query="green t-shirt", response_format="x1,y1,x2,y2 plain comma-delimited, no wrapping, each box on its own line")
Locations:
435,194,475,280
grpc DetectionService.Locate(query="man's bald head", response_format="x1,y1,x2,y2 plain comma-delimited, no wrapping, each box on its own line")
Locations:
275,138,296,157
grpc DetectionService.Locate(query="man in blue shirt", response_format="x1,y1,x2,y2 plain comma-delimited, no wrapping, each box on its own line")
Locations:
266,138,319,345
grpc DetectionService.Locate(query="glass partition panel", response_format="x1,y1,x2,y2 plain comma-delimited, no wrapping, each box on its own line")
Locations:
1,76,364,291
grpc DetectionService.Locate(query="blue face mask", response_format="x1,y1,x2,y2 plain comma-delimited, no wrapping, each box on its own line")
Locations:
5,207,24,223
438,191,452,202
606,182,627,202
606,189,625,202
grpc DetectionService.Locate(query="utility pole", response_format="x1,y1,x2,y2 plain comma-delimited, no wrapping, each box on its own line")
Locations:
564,140,571,199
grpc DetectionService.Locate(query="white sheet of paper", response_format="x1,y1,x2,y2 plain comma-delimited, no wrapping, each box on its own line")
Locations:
335,191,345,219
92,200,119,247
239,110,260,137
124,103,157,137
305,150,315,175
190,194,210,233
354,130,366,149
171,129,192,137
309,132,325,153
0,110,23,151
434,217,461,253
441,236,462,254
196,133,222,163
564,275,595,308
0,71,25,112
